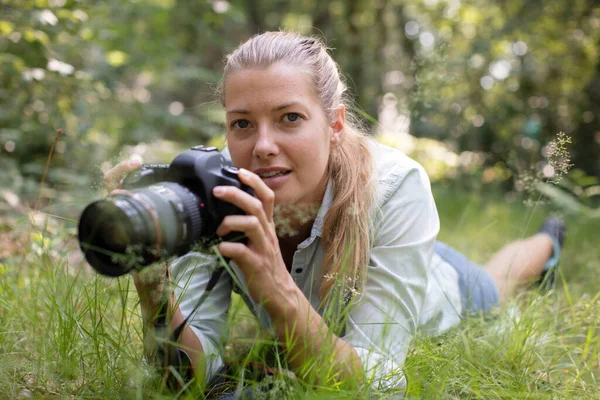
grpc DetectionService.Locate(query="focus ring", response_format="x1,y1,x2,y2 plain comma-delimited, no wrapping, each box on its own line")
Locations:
162,183,203,242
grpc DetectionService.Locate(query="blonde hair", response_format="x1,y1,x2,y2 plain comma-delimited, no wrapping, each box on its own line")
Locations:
219,31,376,300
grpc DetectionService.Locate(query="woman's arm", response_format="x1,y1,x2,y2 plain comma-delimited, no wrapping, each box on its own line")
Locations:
212,169,364,385
103,158,228,384
264,277,364,384
133,252,231,386
134,273,207,382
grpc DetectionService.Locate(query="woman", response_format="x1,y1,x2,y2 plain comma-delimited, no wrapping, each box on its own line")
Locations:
104,31,565,394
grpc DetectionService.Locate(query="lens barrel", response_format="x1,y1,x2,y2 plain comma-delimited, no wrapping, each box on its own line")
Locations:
78,182,202,276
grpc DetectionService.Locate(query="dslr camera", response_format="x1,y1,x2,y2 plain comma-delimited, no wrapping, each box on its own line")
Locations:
78,145,252,277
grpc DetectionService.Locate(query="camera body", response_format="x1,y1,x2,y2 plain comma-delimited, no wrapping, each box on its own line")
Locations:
78,145,252,277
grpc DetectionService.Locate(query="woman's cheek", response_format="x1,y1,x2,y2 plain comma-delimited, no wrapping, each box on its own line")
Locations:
228,145,251,168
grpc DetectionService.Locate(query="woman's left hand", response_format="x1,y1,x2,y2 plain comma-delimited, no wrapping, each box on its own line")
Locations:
212,168,293,304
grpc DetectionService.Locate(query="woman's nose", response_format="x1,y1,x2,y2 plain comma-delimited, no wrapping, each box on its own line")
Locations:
253,126,279,159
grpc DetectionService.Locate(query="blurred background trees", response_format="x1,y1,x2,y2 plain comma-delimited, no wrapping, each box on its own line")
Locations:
1,0,598,207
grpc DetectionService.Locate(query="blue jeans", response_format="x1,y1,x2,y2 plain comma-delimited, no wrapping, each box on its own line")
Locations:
434,241,500,314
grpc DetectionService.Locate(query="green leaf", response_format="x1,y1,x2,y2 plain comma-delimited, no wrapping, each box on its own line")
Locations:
23,29,50,45
106,50,129,67
0,21,15,35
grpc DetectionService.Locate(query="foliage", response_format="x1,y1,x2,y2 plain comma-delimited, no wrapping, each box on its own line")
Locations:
0,0,233,197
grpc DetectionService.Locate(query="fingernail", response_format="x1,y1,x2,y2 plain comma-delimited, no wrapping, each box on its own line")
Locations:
239,168,250,177
128,159,141,168
213,187,225,196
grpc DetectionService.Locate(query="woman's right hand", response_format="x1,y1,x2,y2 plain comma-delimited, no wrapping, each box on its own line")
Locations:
103,158,142,193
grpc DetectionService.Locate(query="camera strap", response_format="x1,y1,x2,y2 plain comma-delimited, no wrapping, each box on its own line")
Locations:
154,265,227,391
173,266,225,340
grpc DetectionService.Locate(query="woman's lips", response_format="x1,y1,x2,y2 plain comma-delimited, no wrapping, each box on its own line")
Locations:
260,170,291,189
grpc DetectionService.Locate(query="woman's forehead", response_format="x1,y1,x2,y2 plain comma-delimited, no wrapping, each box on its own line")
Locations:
224,63,319,109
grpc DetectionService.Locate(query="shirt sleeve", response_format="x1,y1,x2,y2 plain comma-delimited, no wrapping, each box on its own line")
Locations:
170,251,232,383
341,164,440,390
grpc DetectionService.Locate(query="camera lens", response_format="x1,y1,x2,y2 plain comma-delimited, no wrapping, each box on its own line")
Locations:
78,183,202,277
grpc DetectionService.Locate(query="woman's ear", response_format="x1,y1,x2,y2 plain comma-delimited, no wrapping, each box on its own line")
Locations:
330,105,345,145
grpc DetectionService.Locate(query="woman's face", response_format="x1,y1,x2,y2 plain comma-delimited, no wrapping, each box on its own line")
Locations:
224,62,344,206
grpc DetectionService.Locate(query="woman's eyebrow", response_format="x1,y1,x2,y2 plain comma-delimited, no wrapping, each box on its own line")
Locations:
226,109,249,115
227,102,305,115
273,102,301,111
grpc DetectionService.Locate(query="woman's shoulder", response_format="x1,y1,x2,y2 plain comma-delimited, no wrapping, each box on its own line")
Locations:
367,139,433,206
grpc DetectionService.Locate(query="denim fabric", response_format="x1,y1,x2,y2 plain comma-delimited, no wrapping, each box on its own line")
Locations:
434,241,500,314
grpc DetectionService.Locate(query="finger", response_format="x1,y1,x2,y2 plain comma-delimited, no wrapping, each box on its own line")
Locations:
216,214,268,249
213,185,271,229
217,241,257,269
104,159,142,183
104,159,142,191
238,168,275,223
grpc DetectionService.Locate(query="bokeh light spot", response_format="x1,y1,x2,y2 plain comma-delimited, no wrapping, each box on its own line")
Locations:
480,76,494,90
4,141,15,152
450,103,462,114
169,101,184,116
521,137,533,150
212,0,230,14
489,60,511,80
583,111,594,123
405,21,420,38
512,41,528,56
469,54,485,69
472,115,485,127
419,32,435,48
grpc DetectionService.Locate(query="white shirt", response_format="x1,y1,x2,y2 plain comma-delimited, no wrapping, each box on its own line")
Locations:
171,140,463,389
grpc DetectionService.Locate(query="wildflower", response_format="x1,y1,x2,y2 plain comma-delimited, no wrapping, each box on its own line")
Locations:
545,132,574,184
273,203,320,238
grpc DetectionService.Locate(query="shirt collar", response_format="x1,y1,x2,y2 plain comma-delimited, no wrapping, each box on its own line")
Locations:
311,179,333,237
297,179,333,249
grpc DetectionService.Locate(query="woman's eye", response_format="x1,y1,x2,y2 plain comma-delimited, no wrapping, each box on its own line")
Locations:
232,119,250,129
283,113,302,123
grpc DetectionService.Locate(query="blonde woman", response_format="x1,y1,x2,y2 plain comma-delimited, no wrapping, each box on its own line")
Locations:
105,31,565,396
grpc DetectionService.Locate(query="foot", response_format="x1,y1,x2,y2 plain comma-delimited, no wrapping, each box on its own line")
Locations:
538,216,566,290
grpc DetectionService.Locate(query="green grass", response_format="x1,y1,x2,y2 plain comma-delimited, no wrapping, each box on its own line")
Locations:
0,184,598,399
